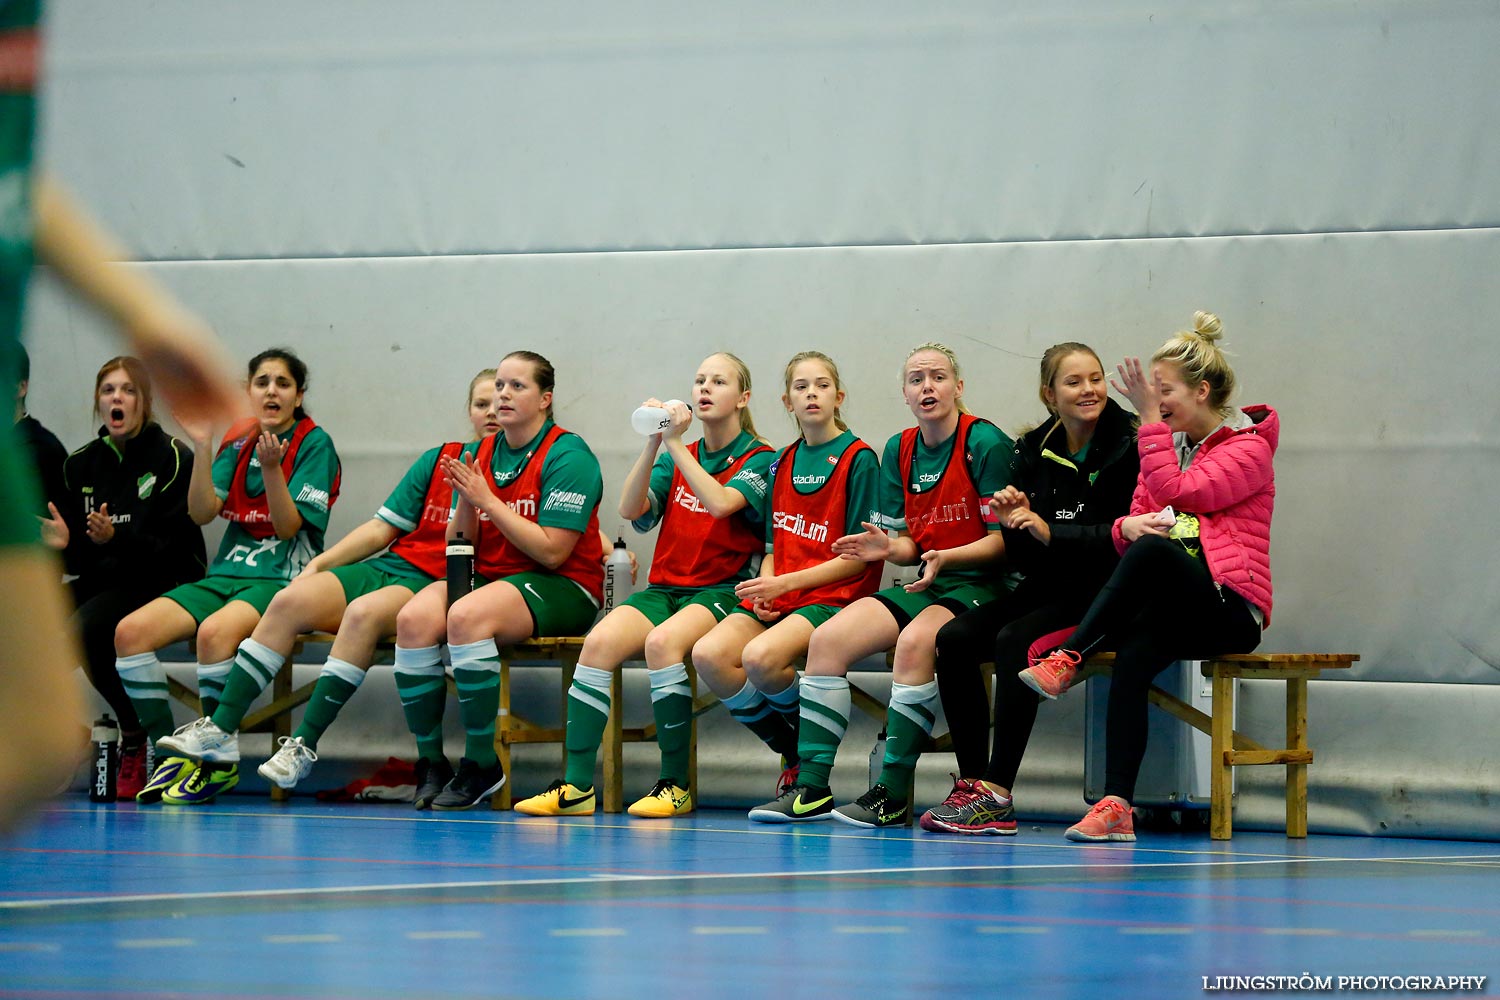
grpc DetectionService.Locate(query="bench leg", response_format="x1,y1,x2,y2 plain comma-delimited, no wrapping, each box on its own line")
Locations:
1209,670,1234,840
687,660,699,807
602,668,624,813
1285,677,1309,838
492,660,513,810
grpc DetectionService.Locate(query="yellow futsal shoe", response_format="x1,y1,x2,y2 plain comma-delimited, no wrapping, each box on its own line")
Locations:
514,779,596,816
627,779,693,818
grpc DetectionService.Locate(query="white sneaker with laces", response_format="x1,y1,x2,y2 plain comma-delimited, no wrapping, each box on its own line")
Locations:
157,717,240,763
257,736,318,789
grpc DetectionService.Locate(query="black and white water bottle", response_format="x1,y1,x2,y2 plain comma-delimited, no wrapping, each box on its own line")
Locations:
603,534,635,613
91,714,120,802
447,531,475,607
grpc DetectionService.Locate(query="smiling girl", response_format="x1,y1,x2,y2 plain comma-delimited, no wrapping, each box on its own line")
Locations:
690,351,880,797
38,357,206,799
750,342,1014,827
114,348,341,805
513,351,773,819
1019,312,1276,842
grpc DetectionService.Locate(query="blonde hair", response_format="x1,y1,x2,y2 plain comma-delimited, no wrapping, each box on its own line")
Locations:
707,351,767,444
1037,342,1103,415
902,341,970,415
467,367,497,404
782,350,849,436
1151,311,1236,414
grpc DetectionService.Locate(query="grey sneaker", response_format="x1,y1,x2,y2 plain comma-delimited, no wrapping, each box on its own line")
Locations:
832,783,908,828
919,776,1018,835
430,757,506,811
412,756,454,810
257,736,318,790
747,784,835,823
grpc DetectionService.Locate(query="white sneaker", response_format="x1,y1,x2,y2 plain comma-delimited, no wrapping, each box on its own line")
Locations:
158,717,240,763
257,736,318,790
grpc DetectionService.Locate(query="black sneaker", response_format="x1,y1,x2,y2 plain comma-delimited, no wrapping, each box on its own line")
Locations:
747,783,835,823
832,783,908,828
412,756,455,811
430,757,506,811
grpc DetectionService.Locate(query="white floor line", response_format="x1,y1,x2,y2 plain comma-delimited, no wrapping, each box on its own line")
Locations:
5,851,1497,912
115,938,195,949
0,942,61,952
1409,929,1483,938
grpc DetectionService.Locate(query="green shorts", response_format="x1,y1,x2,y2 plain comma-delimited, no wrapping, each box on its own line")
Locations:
481,571,598,638
871,577,1009,630
0,426,42,549
622,584,739,628
328,555,433,603
729,601,843,629
162,575,286,625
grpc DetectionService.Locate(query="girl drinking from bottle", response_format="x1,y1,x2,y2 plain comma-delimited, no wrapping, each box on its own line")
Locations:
394,351,605,810
750,342,1014,827
116,347,340,805
152,370,500,795
1020,312,1275,843
690,351,880,797
514,351,772,819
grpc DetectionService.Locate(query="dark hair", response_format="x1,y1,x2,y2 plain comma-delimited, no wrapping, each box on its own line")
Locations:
3,340,30,384
247,347,310,420
501,350,555,416
93,356,156,427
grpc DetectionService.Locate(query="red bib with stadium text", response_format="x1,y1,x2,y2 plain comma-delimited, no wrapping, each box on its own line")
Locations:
760,437,881,615
648,439,773,588
897,413,990,554
218,417,340,541
387,440,465,579
472,425,604,603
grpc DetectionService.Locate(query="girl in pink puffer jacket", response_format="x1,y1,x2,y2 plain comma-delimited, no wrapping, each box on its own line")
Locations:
1018,311,1275,843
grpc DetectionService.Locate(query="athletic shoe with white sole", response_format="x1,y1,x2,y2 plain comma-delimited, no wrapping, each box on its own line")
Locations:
515,780,597,816
748,784,834,823
430,757,506,810
257,736,318,790
157,717,239,762
832,783,908,828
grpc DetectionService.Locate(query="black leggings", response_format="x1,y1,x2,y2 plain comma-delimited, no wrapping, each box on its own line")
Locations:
70,579,164,738
1067,535,1262,801
934,584,1093,788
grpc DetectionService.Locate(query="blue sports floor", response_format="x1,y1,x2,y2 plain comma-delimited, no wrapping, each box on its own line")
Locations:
1,797,1496,999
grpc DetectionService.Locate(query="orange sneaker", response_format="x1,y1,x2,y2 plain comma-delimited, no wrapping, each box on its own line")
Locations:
1066,798,1136,842
1018,648,1082,700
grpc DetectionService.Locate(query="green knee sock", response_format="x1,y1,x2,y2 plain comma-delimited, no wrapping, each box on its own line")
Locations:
649,663,693,786
449,638,500,768
116,653,174,744
724,680,797,761
293,658,365,748
877,680,939,795
211,639,284,730
394,644,447,761
796,675,850,790
563,663,612,789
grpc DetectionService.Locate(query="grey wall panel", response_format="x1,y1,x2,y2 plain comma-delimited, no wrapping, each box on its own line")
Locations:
40,2,1500,261
26,228,1499,684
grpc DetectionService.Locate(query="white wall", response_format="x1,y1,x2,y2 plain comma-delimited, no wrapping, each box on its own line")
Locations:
27,2,1500,828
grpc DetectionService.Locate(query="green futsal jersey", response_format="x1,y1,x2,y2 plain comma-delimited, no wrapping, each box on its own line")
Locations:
877,418,1014,584
207,424,341,580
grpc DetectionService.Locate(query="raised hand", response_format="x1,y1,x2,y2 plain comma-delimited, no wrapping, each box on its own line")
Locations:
1109,356,1162,422
84,503,115,544
255,432,289,479
37,503,68,550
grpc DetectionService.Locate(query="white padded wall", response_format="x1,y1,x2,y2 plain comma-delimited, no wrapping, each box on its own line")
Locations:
23,1,1500,694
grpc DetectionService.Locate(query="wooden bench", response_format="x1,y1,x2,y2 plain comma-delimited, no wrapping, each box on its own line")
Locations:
1073,652,1358,839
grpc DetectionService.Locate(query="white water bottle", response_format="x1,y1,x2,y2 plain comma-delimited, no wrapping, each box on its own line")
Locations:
631,399,685,436
603,533,636,613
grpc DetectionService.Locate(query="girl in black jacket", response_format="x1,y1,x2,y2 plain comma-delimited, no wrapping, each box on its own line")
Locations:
920,342,1138,835
40,357,205,798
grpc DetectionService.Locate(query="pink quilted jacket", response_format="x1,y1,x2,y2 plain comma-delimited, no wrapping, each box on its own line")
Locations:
1111,405,1278,626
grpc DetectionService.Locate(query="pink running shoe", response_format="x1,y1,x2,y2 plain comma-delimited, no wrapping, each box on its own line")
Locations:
1018,647,1082,700
1066,797,1136,842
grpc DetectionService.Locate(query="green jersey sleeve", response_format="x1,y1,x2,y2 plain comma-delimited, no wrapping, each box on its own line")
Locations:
725,446,773,527
877,432,907,533
843,444,883,538
967,421,1016,522
210,439,238,501
377,445,444,532
630,450,676,533
537,433,603,533
285,426,340,534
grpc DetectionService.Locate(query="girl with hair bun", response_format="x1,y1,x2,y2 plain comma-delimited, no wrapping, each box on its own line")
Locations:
920,341,1139,835
1020,311,1278,843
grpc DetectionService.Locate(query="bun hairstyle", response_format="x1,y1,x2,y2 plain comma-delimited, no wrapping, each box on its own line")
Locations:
902,341,971,415
1151,310,1236,414
93,356,156,427
1037,342,1103,414
782,350,849,436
